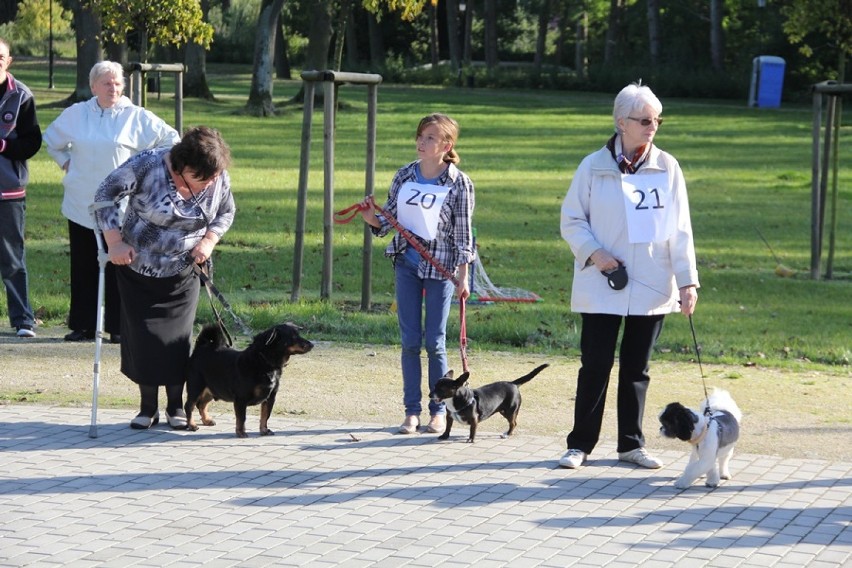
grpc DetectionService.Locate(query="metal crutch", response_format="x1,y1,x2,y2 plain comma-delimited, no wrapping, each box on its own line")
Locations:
88,202,112,438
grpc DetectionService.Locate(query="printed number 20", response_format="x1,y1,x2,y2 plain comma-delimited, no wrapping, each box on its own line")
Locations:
634,188,664,210
405,189,437,209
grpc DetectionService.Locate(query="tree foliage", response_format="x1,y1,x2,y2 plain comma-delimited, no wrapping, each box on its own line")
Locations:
15,0,73,43
362,0,427,21
781,0,852,59
91,0,214,57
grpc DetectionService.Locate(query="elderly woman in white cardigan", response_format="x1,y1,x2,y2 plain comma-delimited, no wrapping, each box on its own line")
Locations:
43,60,179,343
558,82,699,471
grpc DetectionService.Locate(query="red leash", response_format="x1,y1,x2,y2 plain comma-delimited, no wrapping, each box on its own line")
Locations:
335,196,470,372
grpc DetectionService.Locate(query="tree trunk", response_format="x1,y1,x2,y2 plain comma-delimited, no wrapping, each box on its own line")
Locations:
574,9,588,80
604,0,625,64
66,0,101,105
446,0,461,72
184,41,213,99
183,0,214,99
462,1,473,67
345,5,360,69
275,17,292,79
484,0,498,70
430,4,439,69
333,0,352,71
368,11,385,69
533,0,550,75
709,0,724,71
647,0,660,66
245,0,287,116
290,0,334,105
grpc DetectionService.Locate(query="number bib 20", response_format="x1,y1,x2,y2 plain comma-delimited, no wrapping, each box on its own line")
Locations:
397,181,450,241
621,173,675,243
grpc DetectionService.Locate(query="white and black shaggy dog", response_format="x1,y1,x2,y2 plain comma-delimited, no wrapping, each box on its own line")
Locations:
659,389,743,489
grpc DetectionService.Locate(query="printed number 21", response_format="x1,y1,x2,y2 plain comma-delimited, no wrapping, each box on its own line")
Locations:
634,188,664,210
405,189,437,209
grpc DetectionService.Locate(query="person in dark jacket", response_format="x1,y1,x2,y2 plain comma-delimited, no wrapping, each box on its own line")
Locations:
0,38,42,338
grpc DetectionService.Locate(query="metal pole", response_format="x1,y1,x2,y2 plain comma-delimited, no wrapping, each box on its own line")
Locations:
174,70,183,133
361,84,378,310
321,80,336,300
818,96,835,275
48,0,54,89
810,89,823,280
291,81,316,302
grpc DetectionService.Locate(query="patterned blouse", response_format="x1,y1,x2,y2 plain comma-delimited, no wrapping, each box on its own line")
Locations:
94,148,236,278
373,160,476,280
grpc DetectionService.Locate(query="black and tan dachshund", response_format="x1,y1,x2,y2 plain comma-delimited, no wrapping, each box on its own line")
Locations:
184,323,313,437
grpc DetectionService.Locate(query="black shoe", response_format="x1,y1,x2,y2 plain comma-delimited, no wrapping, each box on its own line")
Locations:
64,329,95,342
109,334,121,344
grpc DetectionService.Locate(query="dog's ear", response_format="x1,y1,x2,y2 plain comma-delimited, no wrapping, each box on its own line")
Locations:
441,370,454,380
456,371,470,386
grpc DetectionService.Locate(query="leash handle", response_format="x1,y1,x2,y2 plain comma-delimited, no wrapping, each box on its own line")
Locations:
333,202,365,225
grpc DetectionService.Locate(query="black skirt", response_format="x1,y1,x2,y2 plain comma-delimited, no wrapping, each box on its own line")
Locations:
115,265,200,386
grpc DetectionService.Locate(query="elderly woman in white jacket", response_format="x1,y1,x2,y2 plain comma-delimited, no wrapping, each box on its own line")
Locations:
43,61,180,343
558,82,699,471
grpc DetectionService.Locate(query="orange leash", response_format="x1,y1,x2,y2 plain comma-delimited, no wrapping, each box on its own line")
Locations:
336,196,470,372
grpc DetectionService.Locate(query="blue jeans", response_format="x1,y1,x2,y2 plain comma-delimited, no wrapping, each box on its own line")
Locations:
0,200,34,328
395,248,453,417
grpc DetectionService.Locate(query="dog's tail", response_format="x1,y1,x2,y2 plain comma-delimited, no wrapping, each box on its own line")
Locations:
512,363,549,386
193,324,228,351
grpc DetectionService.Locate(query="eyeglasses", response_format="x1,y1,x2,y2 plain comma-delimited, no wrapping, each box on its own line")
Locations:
627,116,663,127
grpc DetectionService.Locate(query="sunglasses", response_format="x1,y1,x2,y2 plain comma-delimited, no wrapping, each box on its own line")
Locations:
627,116,664,127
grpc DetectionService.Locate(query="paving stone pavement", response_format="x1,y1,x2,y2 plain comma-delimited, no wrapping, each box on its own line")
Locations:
1,405,850,568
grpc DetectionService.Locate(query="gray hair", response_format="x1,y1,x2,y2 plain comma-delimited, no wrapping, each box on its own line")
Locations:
612,82,663,132
89,61,125,89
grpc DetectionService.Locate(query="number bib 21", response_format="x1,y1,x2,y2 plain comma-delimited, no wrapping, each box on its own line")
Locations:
397,181,450,241
621,172,675,244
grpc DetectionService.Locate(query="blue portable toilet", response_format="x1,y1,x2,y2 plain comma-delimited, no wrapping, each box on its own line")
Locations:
748,56,785,108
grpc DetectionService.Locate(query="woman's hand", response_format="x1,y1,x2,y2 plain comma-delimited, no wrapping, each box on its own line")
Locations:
108,241,136,266
456,263,470,301
679,285,698,316
589,248,621,272
191,233,219,264
359,196,381,228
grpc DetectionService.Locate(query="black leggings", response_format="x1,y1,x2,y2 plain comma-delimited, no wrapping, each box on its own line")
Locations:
138,384,184,417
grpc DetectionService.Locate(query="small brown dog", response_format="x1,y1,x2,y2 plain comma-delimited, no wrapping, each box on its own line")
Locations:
184,323,313,437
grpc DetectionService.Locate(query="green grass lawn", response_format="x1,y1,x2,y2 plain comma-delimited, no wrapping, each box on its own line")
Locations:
8,58,851,371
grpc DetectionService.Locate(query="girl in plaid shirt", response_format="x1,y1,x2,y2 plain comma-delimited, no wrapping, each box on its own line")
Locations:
360,114,476,435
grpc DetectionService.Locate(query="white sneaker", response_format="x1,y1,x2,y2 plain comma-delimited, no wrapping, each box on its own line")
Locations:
618,447,663,469
16,325,36,338
558,449,587,469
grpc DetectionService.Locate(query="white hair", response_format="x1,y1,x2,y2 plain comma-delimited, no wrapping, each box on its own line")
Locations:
612,82,663,132
89,61,125,89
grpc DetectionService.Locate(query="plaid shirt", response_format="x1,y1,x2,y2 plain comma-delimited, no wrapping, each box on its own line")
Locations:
373,160,476,280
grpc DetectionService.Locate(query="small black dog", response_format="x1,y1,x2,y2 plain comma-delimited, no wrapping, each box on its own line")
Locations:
184,323,313,437
431,364,549,443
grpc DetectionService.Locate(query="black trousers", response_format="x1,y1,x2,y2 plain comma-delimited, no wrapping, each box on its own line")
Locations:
566,312,665,454
67,220,120,335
